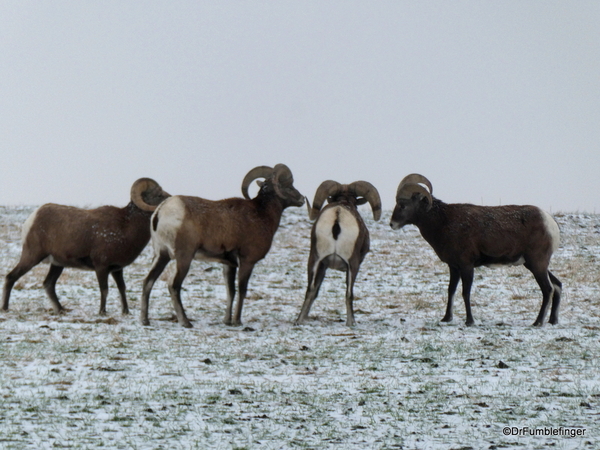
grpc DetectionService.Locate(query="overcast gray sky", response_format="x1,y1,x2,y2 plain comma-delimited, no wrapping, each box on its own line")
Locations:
1,2,599,213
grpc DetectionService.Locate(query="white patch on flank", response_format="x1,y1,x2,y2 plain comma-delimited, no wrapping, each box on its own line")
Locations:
151,196,186,259
485,256,525,269
540,209,560,253
315,206,359,264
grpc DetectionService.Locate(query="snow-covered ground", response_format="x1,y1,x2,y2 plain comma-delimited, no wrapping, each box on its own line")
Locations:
0,205,598,449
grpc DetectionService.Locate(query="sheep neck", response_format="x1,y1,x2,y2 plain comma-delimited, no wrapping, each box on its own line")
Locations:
412,198,449,250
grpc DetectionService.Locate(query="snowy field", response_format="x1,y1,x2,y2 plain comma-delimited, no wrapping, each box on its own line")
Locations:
0,205,599,450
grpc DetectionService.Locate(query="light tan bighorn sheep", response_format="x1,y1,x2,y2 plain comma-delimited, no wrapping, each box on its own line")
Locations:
140,164,304,328
295,180,381,326
2,178,170,315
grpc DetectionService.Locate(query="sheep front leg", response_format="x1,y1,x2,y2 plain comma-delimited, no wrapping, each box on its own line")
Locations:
95,268,111,316
231,262,255,326
43,264,65,314
441,266,460,323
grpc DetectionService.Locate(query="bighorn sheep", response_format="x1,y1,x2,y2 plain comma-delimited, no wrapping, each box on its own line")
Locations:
389,174,561,327
140,164,304,328
295,180,381,326
2,178,170,315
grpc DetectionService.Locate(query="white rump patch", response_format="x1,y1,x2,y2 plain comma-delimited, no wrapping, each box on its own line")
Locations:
540,209,560,253
151,196,186,259
21,207,40,242
314,207,359,265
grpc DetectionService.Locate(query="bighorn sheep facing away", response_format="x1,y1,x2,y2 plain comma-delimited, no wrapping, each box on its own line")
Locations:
2,178,170,315
140,164,304,328
389,174,561,326
295,180,381,326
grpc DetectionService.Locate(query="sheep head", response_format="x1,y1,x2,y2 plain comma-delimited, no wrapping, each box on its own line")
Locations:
391,173,433,229
130,178,171,212
241,164,304,207
308,180,382,221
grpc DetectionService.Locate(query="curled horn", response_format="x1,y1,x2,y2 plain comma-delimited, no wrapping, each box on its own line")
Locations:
130,178,170,212
396,173,433,209
241,166,274,199
309,180,341,221
349,181,382,221
271,163,295,199
398,173,433,194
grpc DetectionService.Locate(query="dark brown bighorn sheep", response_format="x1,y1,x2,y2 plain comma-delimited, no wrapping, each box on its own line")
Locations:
2,178,170,315
390,173,562,327
295,180,381,326
140,164,304,328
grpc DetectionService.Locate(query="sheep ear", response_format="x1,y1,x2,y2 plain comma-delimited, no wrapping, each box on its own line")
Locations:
256,180,264,187
420,194,433,211
356,197,368,205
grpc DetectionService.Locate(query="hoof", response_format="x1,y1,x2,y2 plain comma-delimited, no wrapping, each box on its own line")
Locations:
121,309,130,316
181,321,193,329
141,319,150,326
440,316,453,323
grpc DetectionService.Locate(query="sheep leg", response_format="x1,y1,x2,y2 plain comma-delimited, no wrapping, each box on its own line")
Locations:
43,264,65,314
2,256,44,311
168,257,193,328
140,252,171,326
345,266,358,327
111,269,129,315
441,266,460,323
530,269,554,327
231,262,255,326
222,264,237,326
295,260,327,325
548,271,562,325
95,268,111,316
460,268,475,326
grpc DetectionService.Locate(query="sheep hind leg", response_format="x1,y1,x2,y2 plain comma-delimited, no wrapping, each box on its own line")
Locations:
441,266,460,323
111,269,129,315
2,255,44,311
528,265,554,327
231,261,255,327
295,261,327,325
222,264,237,326
43,264,65,314
460,267,475,326
547,271,562,325
140,252,171,326
345,265,358,327
169,256,193,328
